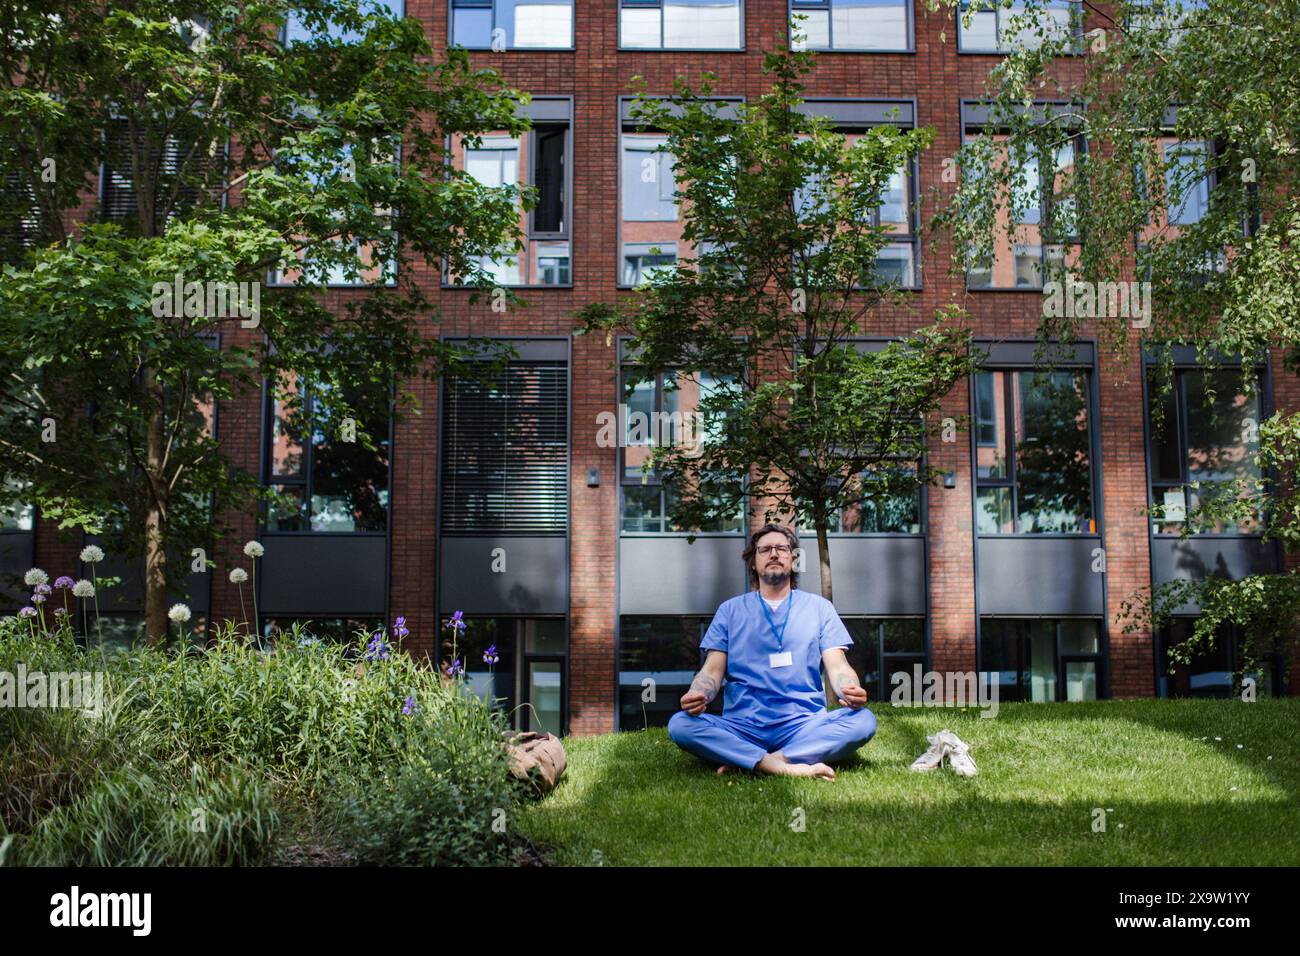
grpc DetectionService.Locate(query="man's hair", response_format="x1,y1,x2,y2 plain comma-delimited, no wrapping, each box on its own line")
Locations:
742,523,800,591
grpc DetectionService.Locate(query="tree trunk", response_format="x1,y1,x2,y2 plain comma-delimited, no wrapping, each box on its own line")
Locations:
816,514,833,604
143,369,169,646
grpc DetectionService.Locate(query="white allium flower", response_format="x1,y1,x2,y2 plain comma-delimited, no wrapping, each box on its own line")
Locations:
79,545,105,564
229,568,249,584
168,603,192,624
72,579,95,598
24,568,48,587
243,540,265,558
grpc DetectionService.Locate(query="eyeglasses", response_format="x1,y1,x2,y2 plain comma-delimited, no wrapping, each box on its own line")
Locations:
756,544,792,556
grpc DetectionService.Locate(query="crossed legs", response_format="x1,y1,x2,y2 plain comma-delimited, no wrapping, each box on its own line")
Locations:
668,707,877,781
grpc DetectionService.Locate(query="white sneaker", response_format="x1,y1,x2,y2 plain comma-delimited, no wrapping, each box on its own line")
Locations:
936,730,978,777
909,732,947,772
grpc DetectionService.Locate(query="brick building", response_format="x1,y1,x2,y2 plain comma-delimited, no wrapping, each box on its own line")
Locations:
6,1,1297,734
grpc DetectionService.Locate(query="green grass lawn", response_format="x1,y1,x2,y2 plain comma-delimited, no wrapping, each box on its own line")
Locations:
515,699,1300,866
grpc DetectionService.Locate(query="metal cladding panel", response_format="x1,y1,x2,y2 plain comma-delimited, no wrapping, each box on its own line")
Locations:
977,537,1105,615
619,536,748,616
0,532,36,609
78,539,211,614
259,534,387,615
1152,537,1279,614
440,535,567,615
797,537,927,615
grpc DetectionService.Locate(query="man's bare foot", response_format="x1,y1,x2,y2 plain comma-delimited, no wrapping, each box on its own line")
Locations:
756,751,835,781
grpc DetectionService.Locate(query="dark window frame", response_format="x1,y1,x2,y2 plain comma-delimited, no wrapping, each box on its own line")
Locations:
978,616,1108,701
260,372,394,535
448,0,575,51
619,0,746,52
1142,357,1270,538
970,364,1099,536
788,0,915,54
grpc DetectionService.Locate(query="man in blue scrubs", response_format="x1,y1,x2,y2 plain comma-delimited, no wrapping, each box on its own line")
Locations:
668,523,876,781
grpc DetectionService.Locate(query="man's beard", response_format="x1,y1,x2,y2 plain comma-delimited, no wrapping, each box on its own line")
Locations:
760,566,789,587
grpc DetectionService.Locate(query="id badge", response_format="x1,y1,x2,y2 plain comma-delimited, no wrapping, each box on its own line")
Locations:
769,651,793,668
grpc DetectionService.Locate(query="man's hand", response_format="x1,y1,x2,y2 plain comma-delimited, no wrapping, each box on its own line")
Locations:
822,647,867,709
836,684,868,709
680,688,710,716
680,651,726,716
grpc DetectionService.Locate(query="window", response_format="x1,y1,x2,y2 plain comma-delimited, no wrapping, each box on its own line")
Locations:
1,170,41,263
964,127,1081,289
1146,365,1263,534
790,0,910,52
621,0,743,50
795,470,921,534
1162,139,1211,227
1,478,34,532
264,373,391,532
1128,0,1207,48
619,616,720,729
1156,618,1281,698
980,618,1102,701
620,365,743,533
267,140,400,287
100,119,218,232
262,617,383,646
441,353,568,533
957,0,1080,53
619,101,743,287
455,617,566,734
451,0,573,49
973,368,1095,534
793,117,921,288
448,119,571,287
284,0,404,44
843,618,926,701
85,613,209,649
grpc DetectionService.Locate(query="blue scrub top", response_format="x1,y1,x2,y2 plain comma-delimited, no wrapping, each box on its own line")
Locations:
700,587,854,726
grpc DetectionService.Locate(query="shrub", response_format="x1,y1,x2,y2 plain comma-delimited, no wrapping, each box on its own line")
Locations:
13,762,279,866
323,688,525,866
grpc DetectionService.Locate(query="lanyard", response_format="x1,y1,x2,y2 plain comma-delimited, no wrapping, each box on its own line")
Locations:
757,589,793,652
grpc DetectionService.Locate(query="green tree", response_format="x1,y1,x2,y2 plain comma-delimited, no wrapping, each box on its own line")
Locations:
929,0,1300,679
579,47,980,602
0,1,529,643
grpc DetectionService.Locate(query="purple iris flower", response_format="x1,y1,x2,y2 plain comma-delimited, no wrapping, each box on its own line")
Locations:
443,610,466,633
447,659,463,678
392,615,410,640
402,695,418,716
364,631,391,662
53,576,75,589
483,643,499,666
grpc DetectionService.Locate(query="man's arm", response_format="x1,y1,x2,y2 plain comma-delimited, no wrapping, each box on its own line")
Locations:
679,650,727,716
822,647,867,708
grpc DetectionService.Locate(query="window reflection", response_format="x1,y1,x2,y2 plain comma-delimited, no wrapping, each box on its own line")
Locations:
974,369,1094,534
965,132,1079,289
1146,367,1262,534
266,374,390,532
451,0,574,49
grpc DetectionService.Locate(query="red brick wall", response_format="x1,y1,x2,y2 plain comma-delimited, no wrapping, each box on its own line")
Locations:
27,2,1300,727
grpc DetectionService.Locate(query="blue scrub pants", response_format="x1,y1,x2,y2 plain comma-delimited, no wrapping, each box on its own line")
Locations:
668,707,877,771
